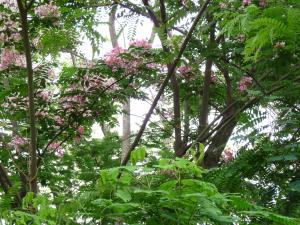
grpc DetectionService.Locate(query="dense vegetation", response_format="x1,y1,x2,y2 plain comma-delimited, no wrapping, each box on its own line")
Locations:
0,0,300,224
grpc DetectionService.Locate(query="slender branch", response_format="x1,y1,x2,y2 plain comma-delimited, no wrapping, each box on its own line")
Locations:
142,0,161,27
121,0,211,166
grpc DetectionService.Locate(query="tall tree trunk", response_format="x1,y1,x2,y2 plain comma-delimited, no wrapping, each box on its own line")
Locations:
199,59,213,134
198,15,215,136
108,5,131,162
17,0,38,194
183,98,190,146
204,66,236,168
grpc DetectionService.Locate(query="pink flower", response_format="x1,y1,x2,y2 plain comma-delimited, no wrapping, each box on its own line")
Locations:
243,0,252,6
49,142,61,150
74,136,82,143
238,76,253,92
9,136,27,149
34,2,60,19
259,0,267,8
11,33,22,42
0,47,26,70
129,39,152,49
104,46,126,69
54,116,64,125
102,78,119,91
219,2,227,9
48,69,56,79
37,90,53,102
223,148,234,162
0,33,6,42
211,72,217,83
178,66,192,75
56,149,64,157
77,126,85,135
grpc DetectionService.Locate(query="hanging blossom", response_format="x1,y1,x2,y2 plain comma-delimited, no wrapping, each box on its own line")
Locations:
9,135,27,149
211,72,217,83
222,148,234,162
48,142,64,157
259,0,267,8
0,0,18,11
177,65,195,79
102,77,120,91
37,90,53,103
0,47,26,70
34,2,60,19
219,2,228,9
238,76,253,92
77,126,85,135
104,40,153,74
54,115,64,125
243,0,251,6
129,39,152,49
104,46,128,72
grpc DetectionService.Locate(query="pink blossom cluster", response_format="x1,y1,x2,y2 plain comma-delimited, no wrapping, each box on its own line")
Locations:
83,74,120,92
59,94,86,112
238,76,253,92
54,115,64,125
129,39,152,49
9,135,27,149
34,2,60,19
211,74,217,83
243,0,251,6
35,110,50,118
4,96,28,110
219,2,228,9
37,90,53,102
104,40,154,74
1,0,18,10
104,46,128,72
48,141,64,157
259,0,267,7
178,65,192,74
0,18,21,43
83,74,103,91
223,148,234,162
102,77,119,91
177,65,194,79
0,47,26,70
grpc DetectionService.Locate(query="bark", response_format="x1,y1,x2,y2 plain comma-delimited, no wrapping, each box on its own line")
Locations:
203,66,236,168
170,66,184,156
198,15,215,135
183,99,190,146
108,5,131,161
149,26,156,44
199,59,213,133
17,0,38,194
121,100,131,162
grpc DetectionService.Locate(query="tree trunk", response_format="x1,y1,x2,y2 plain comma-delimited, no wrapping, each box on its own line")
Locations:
203,65,236,168
108,5,131,161
17,0,38,194
199,59,213,134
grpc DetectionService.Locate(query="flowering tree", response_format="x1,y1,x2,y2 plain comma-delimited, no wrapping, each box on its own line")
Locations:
0,0,300,224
